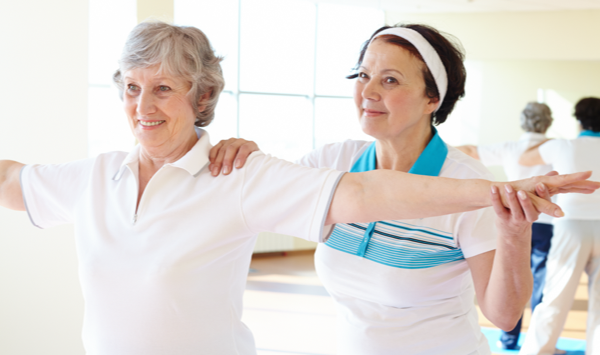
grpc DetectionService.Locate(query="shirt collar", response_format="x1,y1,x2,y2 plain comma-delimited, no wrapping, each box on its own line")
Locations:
113,127,211,181
519,132,547,141
579,130,600,138
350,127,448,177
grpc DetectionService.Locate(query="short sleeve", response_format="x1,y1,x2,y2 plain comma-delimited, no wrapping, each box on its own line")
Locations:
20,158,95,229
240,152,344,243
455,207,498,258
538,139,564,165
477,143,508,167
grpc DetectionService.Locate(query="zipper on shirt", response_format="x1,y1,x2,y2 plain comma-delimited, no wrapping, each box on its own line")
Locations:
133,213,138,225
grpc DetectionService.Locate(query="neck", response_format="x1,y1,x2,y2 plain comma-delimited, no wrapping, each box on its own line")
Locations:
376,121,433,172
139,130,198,175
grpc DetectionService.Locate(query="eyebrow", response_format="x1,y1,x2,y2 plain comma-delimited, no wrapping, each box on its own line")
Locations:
359,66,405,78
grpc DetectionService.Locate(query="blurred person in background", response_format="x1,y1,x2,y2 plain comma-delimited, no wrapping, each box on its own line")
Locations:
457,102,561,352
519,97,600,355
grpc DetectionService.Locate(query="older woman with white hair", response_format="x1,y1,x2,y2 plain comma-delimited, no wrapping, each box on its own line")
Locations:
457,102,558,351
0,22,597,355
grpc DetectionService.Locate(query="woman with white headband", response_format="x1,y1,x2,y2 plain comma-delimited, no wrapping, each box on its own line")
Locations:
211,24,539,354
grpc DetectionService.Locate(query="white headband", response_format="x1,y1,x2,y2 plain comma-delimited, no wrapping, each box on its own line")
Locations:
370,27,448,112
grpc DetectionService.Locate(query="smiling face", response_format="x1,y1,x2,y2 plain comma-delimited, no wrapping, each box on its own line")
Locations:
353,39,438,141
123,65,198,155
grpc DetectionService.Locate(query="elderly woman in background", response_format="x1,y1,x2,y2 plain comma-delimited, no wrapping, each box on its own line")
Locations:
457,102,560,351
208,24,596,354
519,97,600,355
0,22,597,355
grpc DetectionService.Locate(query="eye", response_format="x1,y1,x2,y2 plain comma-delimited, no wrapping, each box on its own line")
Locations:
358,72,368,79
127,84,140,91
384,76,398,84
158,85,171,92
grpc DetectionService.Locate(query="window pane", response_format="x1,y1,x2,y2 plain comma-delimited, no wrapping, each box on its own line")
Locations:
88,0,137,85
314,97,372,148
315,4,384,97
88,86,134,157
174,0,239,92
205,92,238,145
239,0,315,95
239,94,312,162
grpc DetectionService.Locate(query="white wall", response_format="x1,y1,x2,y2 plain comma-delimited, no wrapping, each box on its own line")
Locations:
0,1,88,354
387,9,600,180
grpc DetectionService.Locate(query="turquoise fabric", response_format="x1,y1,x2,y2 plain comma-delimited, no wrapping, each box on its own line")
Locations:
325,128,463,269
579,130,600,138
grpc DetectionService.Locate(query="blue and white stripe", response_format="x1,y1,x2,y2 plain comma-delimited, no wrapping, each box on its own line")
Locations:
325,128,465,269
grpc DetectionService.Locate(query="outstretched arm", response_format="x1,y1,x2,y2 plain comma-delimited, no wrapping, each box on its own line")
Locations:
519,140,549,166
456,144,480,160
0,160,26,211
325,170,598,225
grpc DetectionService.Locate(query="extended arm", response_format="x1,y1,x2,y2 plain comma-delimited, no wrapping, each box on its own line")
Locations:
519,140,549,166
455,144,480,160
0,160,26,211
325,170,598,225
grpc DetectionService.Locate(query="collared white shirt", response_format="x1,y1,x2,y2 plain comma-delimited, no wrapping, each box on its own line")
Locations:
20,129,343,355
539,135,600,220
477,132,554,224
298,138,497,355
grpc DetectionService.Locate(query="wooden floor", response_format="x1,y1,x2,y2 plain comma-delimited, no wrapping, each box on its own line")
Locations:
243,250,588,355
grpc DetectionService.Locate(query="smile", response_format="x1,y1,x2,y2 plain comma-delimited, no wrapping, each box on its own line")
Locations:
139,120,165,127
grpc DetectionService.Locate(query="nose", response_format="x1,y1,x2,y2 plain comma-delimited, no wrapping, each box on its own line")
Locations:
361,78,380,102
136,89,156,116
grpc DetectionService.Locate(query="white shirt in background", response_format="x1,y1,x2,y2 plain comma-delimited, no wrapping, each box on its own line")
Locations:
477,132,554,224
20,129,343,355
539,136,600,220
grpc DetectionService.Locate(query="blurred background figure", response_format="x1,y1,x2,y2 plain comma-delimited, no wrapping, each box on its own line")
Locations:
457,102,559,351
519,97,600,355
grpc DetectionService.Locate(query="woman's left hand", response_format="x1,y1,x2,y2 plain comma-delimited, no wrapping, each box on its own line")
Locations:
490,183,539,239
208,138,260,176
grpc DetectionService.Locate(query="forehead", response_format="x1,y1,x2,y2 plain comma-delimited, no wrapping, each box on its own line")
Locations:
362,39,425,73
124,65,184,84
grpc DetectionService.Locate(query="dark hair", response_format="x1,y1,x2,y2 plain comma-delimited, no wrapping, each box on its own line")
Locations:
574,97,600,132
347,24,466,126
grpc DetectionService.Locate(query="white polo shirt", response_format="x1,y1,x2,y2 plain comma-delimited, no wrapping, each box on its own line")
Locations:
477,132,554,224
298,134,497,355
19,129,343,355
539,134,600,220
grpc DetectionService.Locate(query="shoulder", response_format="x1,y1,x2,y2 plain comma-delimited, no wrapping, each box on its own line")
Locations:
444,145,495,180
298,139,372,170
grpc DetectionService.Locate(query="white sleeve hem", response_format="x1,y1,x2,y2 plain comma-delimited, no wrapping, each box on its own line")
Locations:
309,171,345,243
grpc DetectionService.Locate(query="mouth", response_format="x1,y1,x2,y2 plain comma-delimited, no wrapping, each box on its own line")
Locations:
139,120,166,127
363,109,386,116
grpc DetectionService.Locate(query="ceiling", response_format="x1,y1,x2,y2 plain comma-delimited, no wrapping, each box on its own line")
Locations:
313,0,600,13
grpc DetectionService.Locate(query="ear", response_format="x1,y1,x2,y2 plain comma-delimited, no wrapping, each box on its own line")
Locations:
197,89,213,113
425,96,440,114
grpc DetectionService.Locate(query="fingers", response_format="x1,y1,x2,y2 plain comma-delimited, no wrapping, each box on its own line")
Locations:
519,191,540,222
535,182,551,201
209,138,260,176
544,170,559,177
234,141,259,170
490,185,509,219
503,184,526,221
529,193,564,218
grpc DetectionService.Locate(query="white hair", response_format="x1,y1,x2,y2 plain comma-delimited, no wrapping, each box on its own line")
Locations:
520,102,553,133
113,21,225,127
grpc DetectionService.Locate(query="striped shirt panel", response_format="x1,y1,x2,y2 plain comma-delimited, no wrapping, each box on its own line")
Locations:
325,221,465,269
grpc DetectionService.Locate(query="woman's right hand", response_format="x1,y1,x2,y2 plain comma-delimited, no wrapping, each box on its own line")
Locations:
208,138,260,176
